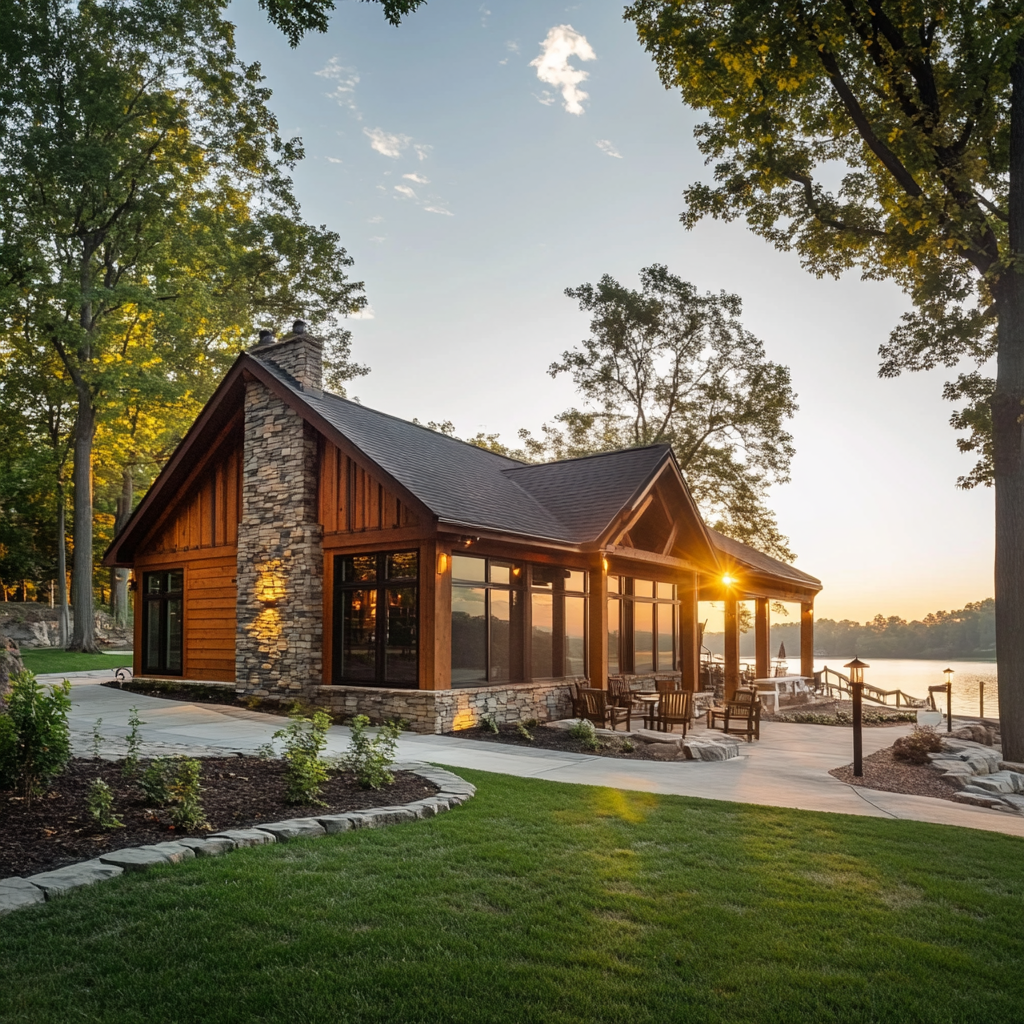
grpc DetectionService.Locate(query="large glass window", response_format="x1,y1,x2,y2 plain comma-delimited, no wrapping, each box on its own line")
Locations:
614,578,678,674
529,565,587,679
143,570,184,675
452,556,524,686
333,551,418,686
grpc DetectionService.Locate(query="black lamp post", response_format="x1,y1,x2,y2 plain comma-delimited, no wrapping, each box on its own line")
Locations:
845,657,869,778
943,667,954,733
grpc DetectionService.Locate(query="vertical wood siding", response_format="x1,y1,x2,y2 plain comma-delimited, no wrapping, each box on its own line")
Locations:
319,440,418,534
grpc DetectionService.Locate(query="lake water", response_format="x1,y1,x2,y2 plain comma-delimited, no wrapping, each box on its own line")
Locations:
812,657,998,718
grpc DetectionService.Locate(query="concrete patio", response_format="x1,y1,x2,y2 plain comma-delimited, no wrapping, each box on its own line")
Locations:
45,669,1024,839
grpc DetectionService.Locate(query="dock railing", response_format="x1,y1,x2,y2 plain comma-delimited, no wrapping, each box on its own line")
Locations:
814,666,928,709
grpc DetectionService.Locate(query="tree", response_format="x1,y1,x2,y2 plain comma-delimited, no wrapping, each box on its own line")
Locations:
259,0,425,47
546,265,798,560
0,0,366,651
625,1,1024,757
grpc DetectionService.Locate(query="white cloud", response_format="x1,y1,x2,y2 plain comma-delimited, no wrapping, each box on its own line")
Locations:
326,156,343,164
367,215,384,224
529,24,595,115
394,184,417,199
316,58,360,117
499,41,519,65
423,205,453,216
364,127,412,158
534,91,556,106
595,139,622,158
403,173,429,184
368,236,386,243
414,143,432,161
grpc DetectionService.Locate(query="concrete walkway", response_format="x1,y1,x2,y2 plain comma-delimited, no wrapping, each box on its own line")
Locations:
47,670,1024,839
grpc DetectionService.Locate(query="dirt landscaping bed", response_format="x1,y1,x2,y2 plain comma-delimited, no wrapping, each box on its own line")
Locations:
457,722,690,760
829,745,961,802
1,757,438,879
102,680,324,719
771,699,918,726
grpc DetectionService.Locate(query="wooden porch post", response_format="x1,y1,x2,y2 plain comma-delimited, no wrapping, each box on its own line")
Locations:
679,572,699,692
588,554,609,689
755,597,769,680
419,539,452,690
800,601,814,679
724,596,740,700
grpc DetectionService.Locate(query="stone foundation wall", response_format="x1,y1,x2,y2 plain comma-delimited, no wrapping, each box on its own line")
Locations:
247,679,581,734
234,380,323,699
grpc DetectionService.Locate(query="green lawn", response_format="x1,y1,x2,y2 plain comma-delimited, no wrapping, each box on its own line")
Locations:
1,769,1021,1023
19,649,133,675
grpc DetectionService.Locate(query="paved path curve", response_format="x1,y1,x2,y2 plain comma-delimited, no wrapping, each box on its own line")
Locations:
47,670,1024,839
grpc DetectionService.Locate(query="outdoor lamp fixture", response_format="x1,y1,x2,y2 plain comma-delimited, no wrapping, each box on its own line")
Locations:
436,552,449,575
844,657,869,777
943,667,954,733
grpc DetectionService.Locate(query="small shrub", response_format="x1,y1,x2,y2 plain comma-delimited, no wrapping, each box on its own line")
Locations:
274,707,332,804
86,778,123,829
0,671,72,804
344,715,402,790
254,742,276,759
568,719,596,740
168,757,208,830
515,721,533,741
524,718,539,729
139,757,173,806
481,714,499,734
123,706,145,778
244,695,263,711
620,739,635,753
893,726,945,765
91,718,104,759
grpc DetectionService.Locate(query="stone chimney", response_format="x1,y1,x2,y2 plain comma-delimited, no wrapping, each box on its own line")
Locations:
249,319,323,392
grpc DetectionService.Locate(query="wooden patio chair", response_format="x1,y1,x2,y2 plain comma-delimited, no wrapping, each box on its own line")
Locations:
608,676,636,710
570,681,589,719
649,690,691,736
580,688,631,732
707,687,761,742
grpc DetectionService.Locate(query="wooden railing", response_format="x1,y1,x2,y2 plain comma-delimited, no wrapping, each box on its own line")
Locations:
814,666,927,708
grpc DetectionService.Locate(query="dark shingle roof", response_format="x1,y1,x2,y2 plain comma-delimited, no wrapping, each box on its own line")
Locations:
709,529,821,589
264,361,670,544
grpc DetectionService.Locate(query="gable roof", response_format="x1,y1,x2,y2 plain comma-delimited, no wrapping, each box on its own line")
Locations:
105,350,817,594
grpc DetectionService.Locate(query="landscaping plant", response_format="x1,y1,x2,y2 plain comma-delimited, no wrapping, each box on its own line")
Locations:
274,707,332,804
86,779,124,829
481,714,499,734
515,721,533,742
344,715,401,790
568,719,601,749
0,671,72,805
123,707,145,778
139,757,173,806
168,758,208,830
893,726,945,766
91,718,104,760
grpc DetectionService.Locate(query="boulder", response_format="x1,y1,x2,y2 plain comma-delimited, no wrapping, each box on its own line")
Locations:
951,791,1005,809
0,635,24,708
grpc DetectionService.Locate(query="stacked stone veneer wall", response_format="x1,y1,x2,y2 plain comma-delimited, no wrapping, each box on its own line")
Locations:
235,379,323,697
246,679,581,734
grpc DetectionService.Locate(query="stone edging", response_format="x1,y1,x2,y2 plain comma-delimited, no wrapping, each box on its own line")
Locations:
0,763,474,916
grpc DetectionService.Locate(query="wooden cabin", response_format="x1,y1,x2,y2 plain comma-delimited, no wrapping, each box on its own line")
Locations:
104,323,822,733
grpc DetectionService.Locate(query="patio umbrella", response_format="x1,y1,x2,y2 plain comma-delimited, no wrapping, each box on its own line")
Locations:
777,641,787,661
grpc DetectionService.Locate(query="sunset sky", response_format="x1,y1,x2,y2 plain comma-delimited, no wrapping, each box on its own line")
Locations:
232,0,994,624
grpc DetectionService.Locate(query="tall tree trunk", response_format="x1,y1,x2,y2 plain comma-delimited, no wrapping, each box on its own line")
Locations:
56,484,70,649
111,466,132,627
69,388,98,652
993,39,1024,763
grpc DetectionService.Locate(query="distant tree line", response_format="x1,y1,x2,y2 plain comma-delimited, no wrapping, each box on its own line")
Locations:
704,599,996,661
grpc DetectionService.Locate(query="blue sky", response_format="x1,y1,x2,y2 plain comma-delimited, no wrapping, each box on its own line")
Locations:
232,0,994,624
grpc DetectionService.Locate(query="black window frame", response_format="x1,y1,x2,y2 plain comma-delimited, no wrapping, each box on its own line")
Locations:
142,569,185,676
616,577,679,675
332,550,419,688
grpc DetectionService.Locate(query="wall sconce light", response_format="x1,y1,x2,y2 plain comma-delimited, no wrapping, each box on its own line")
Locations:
255,559,286,606
511,565,522,578
437,552,449,575
602,557,609,573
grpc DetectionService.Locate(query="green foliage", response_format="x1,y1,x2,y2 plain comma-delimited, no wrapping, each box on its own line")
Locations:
259,0,426,47
91,718,104,760
86,778,124,829
139,757,173,806
620,739,635,753
0,671,71,803
123,707,145,779
625,1,1021,488
893,726,945,765
515,721,533,742
568,719,596,740
343,715,401,790
480,714,499,734
168,757,208,830
274,707,332,805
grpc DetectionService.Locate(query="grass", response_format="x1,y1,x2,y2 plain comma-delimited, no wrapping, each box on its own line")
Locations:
19,649,133,674
1,768,1022,1023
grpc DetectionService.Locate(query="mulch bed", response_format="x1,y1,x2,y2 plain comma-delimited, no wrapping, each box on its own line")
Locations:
829,745,961,802
0,757,438,879
458,723,688,760
770,699,918,726
102,681,328,720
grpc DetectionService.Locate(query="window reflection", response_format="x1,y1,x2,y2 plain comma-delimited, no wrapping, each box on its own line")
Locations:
564,596,585,676
452,555,486,581
451,586,487,683
531,592,554,678
634,600,654,673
